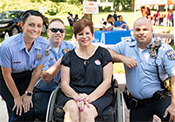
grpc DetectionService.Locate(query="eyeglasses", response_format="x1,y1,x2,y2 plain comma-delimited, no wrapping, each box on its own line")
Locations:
49,28,65,33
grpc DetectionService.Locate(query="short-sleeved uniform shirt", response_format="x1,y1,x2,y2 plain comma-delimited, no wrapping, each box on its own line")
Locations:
114,21,127,29
0,33,50,73
35,40,76,92
109,38,175,99
56,46,113,116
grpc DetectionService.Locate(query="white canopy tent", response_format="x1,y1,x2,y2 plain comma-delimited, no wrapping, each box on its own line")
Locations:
134,0,175,41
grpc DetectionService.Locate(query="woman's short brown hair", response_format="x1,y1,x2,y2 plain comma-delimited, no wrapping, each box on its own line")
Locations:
73,18,94,37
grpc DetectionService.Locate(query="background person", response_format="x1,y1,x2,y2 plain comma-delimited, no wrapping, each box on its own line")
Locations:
0,10,50,122
102,14,114,30
167,9,173,27
155,10,160,26
113,10,118,22
141,6,146,17
34,18,75,121
74,14,79,22
56,18,113,122
114,15,129,30
67,12,70,19
108,17,175,122
68,14,74,26
146,7,151,19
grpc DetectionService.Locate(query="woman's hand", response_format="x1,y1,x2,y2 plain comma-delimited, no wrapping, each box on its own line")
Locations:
74,93,91,111
21,94,33,113
12,96,23,116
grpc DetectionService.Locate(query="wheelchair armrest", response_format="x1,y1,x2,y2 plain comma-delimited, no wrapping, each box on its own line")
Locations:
113,78,119,88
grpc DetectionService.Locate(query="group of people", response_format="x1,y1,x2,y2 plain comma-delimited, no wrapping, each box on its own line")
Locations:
67,12,79,26
141,6,174,27
0,9,175,122
101,11,129,31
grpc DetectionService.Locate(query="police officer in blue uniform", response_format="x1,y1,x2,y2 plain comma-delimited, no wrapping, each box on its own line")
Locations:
0,10,50,122
34,18,75,121
108,17,175,121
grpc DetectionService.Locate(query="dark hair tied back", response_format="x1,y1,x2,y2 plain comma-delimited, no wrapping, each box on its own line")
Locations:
21,10,44,24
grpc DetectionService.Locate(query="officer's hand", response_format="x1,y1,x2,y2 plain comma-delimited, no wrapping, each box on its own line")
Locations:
122,57,137,68
164,103,175,122
12,96,23,116
21,94,33,113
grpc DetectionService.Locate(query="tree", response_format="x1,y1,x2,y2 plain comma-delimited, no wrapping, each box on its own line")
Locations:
113,0,134,11
113,0,120,11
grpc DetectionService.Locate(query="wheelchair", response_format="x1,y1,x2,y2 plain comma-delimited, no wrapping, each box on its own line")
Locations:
45,79,125,122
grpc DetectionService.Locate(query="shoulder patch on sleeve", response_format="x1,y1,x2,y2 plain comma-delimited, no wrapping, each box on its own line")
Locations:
166,49,175,60
45,45,50,56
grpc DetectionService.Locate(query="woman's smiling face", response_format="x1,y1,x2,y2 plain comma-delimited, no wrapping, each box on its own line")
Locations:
75,26,94,47
21,15,43,40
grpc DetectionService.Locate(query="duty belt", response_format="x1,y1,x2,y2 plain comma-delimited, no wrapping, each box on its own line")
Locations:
124,89,171,109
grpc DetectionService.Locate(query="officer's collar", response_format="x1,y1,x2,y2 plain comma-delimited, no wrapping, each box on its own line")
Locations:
129,38,156,49
20,33,41,51
49,40,67,53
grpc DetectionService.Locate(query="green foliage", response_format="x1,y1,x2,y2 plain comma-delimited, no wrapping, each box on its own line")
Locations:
121,0,133,11
113,0,133,11
42,1,61,15
0,0,83,16
58,3,83,15
113,0,120,11
104,6,112,12
171,45,175,51
99,6,112,12
99,6,104,12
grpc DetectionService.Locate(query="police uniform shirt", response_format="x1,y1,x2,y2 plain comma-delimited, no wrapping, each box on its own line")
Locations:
109,38,175,99
0,33,50,73
35,40,76,92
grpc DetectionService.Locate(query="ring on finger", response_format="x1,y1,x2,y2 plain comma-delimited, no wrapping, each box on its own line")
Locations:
28,102,30,105
17,106,20,108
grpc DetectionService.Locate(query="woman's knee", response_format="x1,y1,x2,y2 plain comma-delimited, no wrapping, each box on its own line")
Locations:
64,100,79,114
80,105,98,119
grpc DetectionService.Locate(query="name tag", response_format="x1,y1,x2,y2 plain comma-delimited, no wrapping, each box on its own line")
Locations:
13,61,21,63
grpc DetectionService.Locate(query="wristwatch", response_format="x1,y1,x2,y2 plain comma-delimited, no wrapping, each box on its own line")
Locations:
25,91,33,96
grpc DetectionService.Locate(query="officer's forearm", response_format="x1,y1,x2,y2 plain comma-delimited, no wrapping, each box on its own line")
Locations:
41,58,62,83
27,64,44,93
1,66,21,99
107,48,125,62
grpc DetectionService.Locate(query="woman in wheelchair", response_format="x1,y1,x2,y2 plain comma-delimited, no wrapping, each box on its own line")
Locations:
56,18,113,122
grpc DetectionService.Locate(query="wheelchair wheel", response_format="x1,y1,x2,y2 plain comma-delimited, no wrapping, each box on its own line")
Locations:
46,86,60,122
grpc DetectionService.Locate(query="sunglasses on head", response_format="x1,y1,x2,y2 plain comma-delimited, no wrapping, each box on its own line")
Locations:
49,28,65,33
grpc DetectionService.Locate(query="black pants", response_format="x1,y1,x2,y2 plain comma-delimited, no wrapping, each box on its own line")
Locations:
0,67,36,122
130,96,171,122
34,88,52,121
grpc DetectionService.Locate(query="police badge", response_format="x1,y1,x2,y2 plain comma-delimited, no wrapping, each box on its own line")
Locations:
63,48,69,54
35,54,42,61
